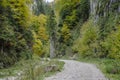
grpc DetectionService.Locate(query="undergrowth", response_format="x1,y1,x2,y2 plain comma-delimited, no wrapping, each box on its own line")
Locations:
0,57,64,80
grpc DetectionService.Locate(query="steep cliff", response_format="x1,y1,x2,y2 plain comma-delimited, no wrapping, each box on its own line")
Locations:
90,0,120,22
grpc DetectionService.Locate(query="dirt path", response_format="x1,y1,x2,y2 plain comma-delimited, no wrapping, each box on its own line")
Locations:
45,60,108,80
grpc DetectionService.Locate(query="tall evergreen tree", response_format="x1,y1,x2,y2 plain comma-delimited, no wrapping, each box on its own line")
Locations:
32,0,45,15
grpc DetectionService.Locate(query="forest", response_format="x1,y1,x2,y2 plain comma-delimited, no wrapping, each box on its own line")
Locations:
0,0,120,80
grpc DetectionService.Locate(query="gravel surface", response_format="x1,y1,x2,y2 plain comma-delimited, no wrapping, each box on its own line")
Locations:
45,60,108,80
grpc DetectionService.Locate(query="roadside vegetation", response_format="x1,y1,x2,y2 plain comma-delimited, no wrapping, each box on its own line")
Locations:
0,55,64,80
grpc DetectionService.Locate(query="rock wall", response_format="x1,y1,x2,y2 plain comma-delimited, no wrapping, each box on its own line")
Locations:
90,0,120,21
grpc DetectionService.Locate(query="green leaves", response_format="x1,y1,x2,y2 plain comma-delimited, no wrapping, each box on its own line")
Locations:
72,20,99,57
0,0,33,68
103,25,120,60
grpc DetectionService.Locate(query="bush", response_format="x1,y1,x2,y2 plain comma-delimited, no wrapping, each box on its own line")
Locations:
105,60,120,74
103,25,120,59
72,20,99,57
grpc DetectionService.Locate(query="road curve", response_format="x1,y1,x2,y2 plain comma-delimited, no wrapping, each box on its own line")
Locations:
45,60,108,80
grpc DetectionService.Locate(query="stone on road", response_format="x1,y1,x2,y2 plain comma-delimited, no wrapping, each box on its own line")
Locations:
45,60,108,80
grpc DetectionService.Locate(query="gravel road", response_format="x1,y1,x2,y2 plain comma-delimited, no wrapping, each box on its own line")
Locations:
45,60,108,80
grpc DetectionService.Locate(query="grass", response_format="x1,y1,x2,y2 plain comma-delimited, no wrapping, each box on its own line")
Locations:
0,57,65,80
77,57,120,80
0,59,37,78
36,60,64,80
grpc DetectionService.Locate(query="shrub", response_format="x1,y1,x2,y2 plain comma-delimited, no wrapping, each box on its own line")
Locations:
72,20,99,57
103,25,120,60
105,60,120,74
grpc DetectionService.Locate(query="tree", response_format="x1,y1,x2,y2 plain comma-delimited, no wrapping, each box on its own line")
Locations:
47,9,57,58
0,0,33,68
32,0,45,15
31,14,49,57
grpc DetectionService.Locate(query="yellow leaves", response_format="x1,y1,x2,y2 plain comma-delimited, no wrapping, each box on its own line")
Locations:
38,27,49,41
31,14,47,29
37,15,48,41
61,24,71,42
32,30,37,39
32,29,48,56
33,39,43,56
32,31,43,56
8,0,31,28
31,14,48,41
38,14,47,26
32,14,47,27
0,0,8,7
34,38,42,49
31,14,49,56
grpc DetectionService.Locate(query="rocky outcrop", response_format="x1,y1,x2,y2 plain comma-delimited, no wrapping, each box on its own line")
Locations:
90,0,120,21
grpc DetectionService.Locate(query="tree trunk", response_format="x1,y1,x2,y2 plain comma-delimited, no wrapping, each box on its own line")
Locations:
50,38,55,58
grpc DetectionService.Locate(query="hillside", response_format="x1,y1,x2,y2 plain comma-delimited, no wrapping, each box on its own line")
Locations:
0,0,120,80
